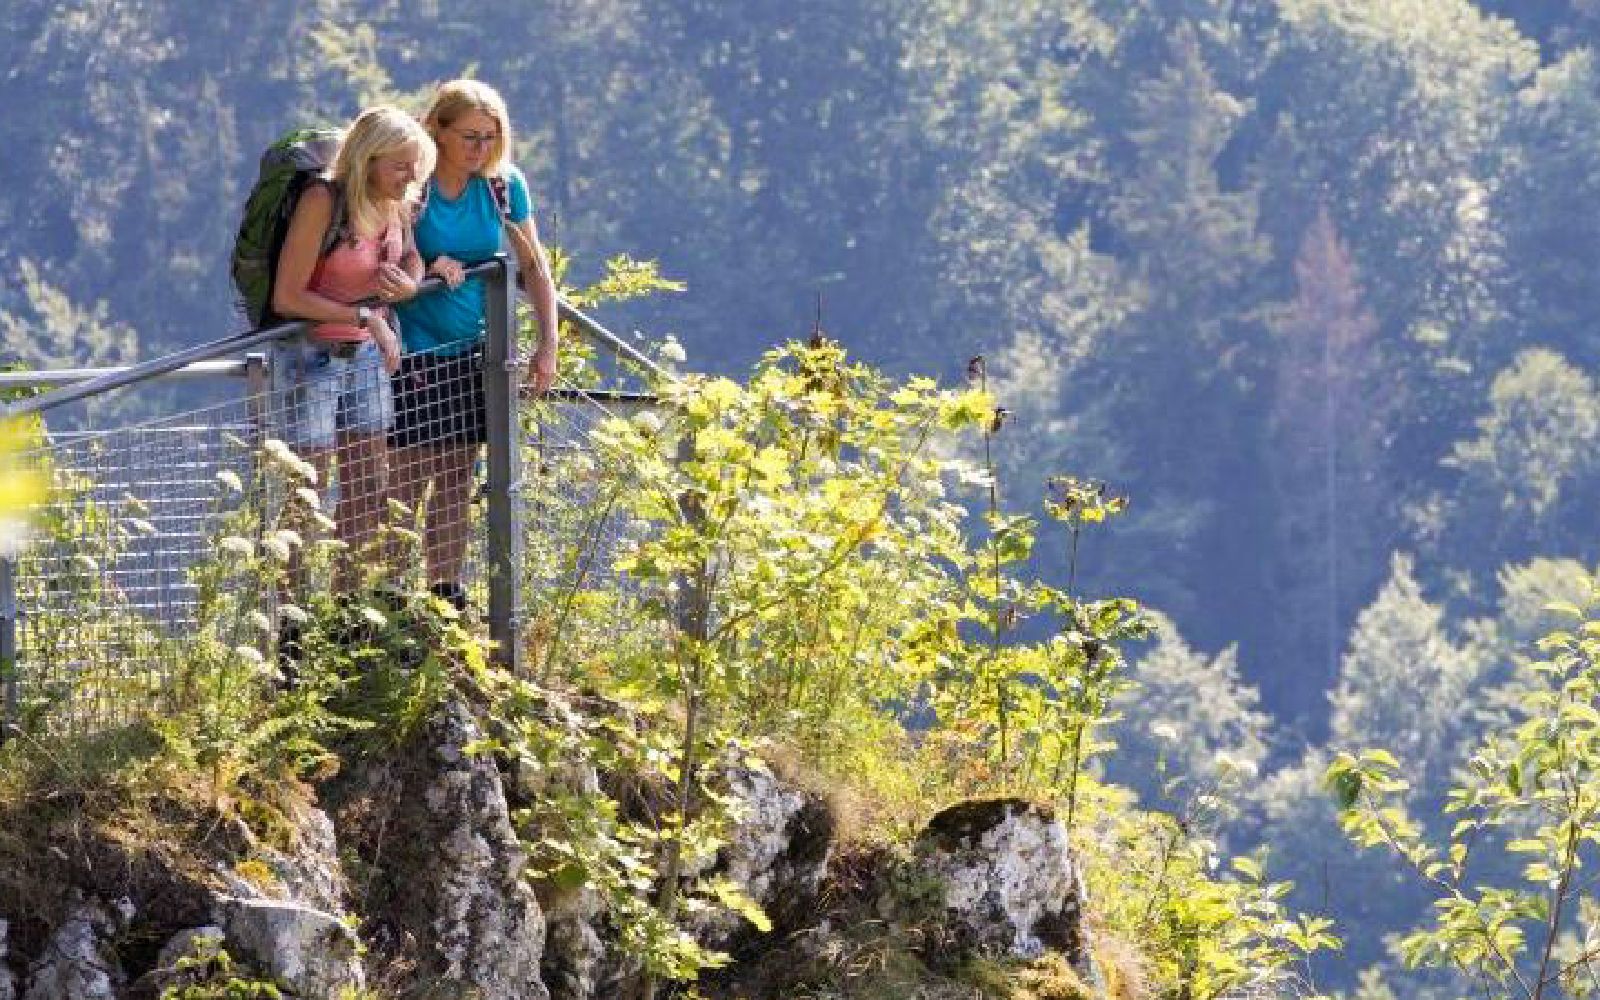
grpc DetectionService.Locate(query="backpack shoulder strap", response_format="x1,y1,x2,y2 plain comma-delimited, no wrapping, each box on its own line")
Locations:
317,178,348,256
412,177,430,225
487,173,511,224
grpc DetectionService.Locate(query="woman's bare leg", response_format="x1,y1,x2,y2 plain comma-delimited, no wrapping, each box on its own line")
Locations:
389,443,434,581
333,431,389,589
388,442,476,587
426,443,478,586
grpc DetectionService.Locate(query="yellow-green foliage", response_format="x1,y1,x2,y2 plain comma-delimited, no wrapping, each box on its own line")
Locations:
1079,776,1338,1000
1327,590,1600,990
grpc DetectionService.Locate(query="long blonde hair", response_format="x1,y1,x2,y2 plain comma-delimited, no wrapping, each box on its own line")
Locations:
331,106,435,237
421,79,513,178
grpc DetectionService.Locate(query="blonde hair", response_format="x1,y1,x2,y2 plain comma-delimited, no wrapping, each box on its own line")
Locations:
332,106,435,237
422,79,513,178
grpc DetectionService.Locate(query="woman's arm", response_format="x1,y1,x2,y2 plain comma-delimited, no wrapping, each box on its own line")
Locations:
270,183,366,326
375,204,423,303
506,216,559,393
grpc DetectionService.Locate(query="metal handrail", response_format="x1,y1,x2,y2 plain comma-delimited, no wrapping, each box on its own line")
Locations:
3,319,309,418
557,298,673,383
2,262,671,419
0,360,257,387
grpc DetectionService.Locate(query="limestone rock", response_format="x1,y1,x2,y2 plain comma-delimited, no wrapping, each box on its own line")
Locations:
217,897,363,997
212,802,348,914
333,696,548,1000
694,758,834,946
22,898,133,1000
538,751,835,1000
915,798,1088,965
153,926,226,976
541,902,603,1000
256,803,348,914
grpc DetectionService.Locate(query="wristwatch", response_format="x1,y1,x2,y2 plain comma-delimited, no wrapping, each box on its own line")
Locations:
356,305,372,329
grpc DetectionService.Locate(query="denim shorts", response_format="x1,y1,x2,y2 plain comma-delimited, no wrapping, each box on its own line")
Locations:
271,337,394,450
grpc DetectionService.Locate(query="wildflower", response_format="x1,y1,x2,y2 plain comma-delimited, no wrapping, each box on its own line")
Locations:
215,470,244,494
263,438,294,465
659,336,687,365
263,439,318,484
278,604,308,625
632,411,665,437
218,536,254,558
262,535,292,563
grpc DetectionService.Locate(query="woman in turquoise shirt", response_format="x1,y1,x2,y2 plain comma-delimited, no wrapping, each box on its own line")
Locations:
391,79,559,610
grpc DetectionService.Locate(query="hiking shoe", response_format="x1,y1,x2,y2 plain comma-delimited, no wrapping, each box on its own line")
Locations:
332,592,387,648
428,581,470,614
275,619,302,689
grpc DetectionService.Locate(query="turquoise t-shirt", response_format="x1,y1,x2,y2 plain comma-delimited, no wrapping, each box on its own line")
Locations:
397,165,532,356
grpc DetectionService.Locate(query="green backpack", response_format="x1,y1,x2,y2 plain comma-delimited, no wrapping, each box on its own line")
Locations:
230,128,348,328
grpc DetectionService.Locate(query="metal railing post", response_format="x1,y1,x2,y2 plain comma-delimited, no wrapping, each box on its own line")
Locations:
1,556,18,747
245,352,270,445
244,350,276,661
483,253,525,672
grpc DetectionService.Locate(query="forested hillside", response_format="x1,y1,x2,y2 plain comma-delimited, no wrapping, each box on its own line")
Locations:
10,1,1600,993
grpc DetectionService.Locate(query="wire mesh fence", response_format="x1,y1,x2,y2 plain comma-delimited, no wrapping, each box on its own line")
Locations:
10,414,260,734
1,298,668,741
519,388,664,681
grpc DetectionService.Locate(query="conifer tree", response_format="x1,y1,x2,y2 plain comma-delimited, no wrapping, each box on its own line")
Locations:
1267,204,1387,710
1327,553,1484,769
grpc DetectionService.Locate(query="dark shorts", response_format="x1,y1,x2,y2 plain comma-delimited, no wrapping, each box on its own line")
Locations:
389,348,488,448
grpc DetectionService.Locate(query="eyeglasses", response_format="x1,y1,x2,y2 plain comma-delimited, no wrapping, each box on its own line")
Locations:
453,129,500,147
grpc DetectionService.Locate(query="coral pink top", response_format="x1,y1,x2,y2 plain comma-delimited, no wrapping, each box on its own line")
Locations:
310,222,402,342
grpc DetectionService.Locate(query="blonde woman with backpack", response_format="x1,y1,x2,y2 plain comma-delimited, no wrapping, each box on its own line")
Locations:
271,105,433,590
391,80,559,612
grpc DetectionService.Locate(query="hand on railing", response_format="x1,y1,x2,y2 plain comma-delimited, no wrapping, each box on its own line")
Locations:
428,255,468,289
